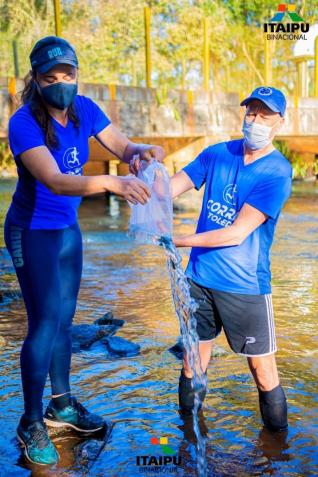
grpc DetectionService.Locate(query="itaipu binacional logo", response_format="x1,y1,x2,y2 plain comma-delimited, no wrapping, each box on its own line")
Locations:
136,436,182,473
264,4,309,41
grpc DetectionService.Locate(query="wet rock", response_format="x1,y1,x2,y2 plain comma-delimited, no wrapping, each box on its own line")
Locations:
94,311,125,328
72,324,102,351
0,335,6,347
88,341,108,354
72,323,122,352
168,339,183,359
169,338,228,360
102,336,140,357
98,324,119,337
74,439,103,465
73,421,113,471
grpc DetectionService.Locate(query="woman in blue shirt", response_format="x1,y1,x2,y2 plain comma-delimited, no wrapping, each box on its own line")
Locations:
4,36,164,465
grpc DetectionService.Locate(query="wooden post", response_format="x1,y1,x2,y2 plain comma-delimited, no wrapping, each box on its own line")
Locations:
12,40,19,78
144,6,152,88
314,36,318,97
181,56,186,90
131,57,137,86
203,18,209,91
53,0,62,37
264,35,271,85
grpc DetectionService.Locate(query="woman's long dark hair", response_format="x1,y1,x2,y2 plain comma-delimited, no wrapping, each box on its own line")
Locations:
21,71,80,150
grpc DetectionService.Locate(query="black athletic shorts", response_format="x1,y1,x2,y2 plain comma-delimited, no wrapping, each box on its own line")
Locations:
188,278,277,357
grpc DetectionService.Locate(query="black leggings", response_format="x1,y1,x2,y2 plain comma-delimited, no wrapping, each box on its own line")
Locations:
4,215,82,421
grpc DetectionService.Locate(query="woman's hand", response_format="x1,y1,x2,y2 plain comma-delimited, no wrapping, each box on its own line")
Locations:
104,175,151,205
129,145,165,174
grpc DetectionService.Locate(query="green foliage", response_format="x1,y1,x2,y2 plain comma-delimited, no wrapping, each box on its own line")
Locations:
274,140,309,180
0,141,15,175
156,85,181,120
313,157,318,178
0,0,317,93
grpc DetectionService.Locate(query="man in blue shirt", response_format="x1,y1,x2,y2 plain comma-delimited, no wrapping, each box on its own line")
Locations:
170,87,292,432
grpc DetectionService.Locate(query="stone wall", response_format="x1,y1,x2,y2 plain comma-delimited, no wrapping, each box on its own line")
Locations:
1,78,318,138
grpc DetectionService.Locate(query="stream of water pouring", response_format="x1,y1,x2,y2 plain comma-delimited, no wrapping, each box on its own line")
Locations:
128,160,208,476
129,229,208,477
160,236,208,477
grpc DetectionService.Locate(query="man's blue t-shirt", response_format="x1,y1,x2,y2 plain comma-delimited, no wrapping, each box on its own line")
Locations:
183,139,292,295
8,95,111,229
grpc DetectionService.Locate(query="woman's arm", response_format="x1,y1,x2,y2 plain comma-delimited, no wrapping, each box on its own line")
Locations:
174,203,267,247
96,124,165,173
20,146,150,204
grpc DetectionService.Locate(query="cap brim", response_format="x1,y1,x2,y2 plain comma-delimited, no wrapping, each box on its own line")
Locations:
240,96,280,113
37,58,78,73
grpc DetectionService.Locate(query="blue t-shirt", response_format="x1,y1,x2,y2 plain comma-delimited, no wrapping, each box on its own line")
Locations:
8,95,111,229
183,139,292,295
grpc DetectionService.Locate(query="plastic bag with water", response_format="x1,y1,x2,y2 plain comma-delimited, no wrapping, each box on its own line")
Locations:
128,160,173,243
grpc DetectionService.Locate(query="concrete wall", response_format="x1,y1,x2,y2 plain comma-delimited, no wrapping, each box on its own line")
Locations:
1,78,318,138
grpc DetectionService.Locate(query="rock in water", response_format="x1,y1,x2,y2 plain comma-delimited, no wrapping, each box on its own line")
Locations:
72,323,119,352
73,439,102,464
94,311,125,328
169,339,228,359
168,339,183,359
102,336,140,357
73,422,113,472
72,324,101,350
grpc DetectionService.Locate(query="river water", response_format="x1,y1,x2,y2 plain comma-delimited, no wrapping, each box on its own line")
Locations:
0,179,317,477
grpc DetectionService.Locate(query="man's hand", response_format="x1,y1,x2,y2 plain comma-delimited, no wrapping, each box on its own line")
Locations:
129,145,165,174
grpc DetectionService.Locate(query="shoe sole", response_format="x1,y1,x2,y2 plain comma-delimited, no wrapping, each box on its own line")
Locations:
16,431,60,465
43,417,104,433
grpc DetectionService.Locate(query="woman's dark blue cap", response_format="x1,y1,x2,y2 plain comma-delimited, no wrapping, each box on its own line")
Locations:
30,36,78,73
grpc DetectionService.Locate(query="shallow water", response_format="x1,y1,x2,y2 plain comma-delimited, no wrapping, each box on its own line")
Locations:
0,180,317,477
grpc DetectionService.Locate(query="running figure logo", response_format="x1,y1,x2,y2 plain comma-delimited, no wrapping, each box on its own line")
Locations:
63,147,80,169
223,184,238,206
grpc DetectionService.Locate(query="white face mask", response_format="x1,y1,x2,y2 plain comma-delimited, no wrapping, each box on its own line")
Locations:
242,118,280,150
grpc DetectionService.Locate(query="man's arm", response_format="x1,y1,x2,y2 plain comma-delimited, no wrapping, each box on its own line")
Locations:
170,170,195,198
174,203,267,247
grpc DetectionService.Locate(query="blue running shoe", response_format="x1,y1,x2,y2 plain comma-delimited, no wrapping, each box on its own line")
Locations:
44,396,105,433
16,419,59,465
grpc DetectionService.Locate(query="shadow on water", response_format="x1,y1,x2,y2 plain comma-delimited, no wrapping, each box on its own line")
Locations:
0,179,317,476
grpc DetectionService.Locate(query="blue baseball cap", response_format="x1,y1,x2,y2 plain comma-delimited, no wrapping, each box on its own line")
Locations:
240,86,286,116
30,36,78,73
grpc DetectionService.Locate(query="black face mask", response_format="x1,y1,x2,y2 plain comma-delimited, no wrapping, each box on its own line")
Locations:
38,82,78,110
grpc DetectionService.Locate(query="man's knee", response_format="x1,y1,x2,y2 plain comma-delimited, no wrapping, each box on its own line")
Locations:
258,384,288,432
248,355,279,391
